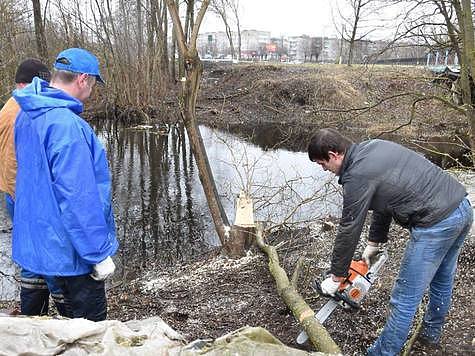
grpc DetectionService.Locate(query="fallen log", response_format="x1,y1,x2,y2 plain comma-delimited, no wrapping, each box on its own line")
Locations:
255,225,341,354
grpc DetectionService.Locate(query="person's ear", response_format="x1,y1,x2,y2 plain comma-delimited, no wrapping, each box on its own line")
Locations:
77,73,89,88
328,151,338,160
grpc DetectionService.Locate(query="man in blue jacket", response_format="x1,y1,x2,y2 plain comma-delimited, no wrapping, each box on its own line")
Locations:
13,48,119,321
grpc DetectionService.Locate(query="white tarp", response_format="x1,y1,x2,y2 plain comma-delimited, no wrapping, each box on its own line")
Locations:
0,316,183,355
0,317,326,356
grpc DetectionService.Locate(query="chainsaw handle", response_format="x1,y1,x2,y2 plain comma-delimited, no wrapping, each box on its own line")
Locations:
334,290,360,309
312,280,359,310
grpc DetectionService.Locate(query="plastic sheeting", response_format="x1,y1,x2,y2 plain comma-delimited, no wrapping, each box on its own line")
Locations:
0,316,183,355
0,316,328,355
178,326,327,356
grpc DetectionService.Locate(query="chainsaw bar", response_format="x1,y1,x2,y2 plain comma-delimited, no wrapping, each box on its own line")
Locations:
296,299,338,344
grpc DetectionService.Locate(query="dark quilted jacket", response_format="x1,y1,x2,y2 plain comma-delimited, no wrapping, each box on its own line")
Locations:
331,139,466,276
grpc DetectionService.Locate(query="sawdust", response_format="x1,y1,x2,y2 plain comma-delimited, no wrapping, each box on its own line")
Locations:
107,219,475,355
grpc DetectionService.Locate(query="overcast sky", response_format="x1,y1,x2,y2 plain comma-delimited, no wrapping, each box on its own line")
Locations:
200,0,337,38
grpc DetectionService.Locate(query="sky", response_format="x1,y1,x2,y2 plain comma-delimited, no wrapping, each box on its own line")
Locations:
200,0,337,38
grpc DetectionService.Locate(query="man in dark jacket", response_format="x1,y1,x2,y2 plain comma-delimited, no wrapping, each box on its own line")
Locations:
307,128,472,355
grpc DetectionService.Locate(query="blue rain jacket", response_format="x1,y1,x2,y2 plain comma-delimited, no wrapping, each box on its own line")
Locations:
12,78,118,276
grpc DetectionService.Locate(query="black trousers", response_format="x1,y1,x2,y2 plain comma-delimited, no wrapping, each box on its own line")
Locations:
55,274,107,321
20,270,69,317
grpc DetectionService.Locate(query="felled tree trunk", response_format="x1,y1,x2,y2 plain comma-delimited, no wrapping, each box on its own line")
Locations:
255,226,341,354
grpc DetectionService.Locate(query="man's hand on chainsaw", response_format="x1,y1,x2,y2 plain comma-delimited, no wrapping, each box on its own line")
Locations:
320,276,342,296
362,241,380,265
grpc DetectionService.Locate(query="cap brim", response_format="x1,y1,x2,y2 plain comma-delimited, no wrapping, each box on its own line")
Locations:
96,74,105,84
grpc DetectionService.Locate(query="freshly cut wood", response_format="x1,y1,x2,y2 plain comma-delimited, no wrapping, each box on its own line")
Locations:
255,225,341,354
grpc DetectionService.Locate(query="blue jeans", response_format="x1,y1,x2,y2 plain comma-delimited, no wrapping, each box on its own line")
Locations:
367,198,473,356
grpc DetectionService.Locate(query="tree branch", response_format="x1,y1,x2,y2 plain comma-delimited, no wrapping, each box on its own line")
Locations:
255,225,340,353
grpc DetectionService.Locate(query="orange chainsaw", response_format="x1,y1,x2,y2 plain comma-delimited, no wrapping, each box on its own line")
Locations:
296,251,388,344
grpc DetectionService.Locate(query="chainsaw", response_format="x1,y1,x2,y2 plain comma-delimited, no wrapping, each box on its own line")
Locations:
296,251,388,344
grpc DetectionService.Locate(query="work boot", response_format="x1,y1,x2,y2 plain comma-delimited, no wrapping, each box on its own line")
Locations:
413,329,443,353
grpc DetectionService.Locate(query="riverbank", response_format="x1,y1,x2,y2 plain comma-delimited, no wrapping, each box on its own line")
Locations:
196,63,471,167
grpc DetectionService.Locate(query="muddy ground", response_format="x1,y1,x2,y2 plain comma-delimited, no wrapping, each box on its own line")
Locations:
107,221,475,355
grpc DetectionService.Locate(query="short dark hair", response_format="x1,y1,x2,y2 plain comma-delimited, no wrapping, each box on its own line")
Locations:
15,58,50,83
308,128,353,161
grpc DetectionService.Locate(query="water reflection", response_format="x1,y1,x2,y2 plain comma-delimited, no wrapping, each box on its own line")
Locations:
0,121,341,299
95,121,210,281
93,121,341,280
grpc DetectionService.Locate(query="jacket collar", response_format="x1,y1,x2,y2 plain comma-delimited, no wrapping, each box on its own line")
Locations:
338,143,358,184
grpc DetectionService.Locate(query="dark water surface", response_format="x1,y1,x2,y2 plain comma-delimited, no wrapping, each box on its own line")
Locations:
94,121,340,282
1,121,340,299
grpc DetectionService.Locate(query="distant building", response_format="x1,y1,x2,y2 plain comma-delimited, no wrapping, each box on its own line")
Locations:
240,30,271,59
197,29,433,65
286,36,339,63
197,32,230,58
197,30,270,60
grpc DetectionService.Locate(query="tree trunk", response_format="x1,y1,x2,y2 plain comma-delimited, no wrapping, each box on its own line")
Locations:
236,21,242,60
160,0,170,80
147,0,157,102
32,0,48,61
255,226,341,354
224,20,235,59
461,0,475,160
180,54,230,243
137,0,144,104
454,0,475,162
232,1,241,60
165,0,257,253
347,0,362,66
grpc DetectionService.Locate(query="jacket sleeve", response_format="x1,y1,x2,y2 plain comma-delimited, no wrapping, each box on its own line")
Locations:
331,176,375,277
368,211,392,243
47,122,115,265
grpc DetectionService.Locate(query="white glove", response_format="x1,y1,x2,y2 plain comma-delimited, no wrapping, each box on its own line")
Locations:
90,256,116,281
362,243,380,266
320,276,341,296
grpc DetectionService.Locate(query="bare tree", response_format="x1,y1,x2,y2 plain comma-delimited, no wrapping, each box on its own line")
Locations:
228,0,241,60
165,0,232,249
445,0,475,161
334,0,383,65
394,0,475,162
210,0,235,59
32,0,48,61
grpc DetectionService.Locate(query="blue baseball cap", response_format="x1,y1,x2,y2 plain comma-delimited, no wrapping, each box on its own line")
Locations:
54,48,105,84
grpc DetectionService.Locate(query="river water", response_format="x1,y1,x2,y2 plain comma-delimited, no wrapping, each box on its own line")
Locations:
0,122,340,299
